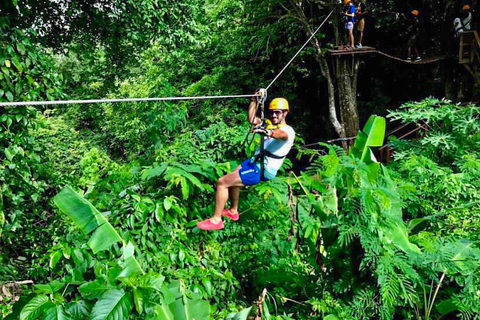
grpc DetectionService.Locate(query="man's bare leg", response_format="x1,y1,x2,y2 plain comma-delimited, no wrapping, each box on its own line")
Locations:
359,31,363,45
211,170,244,223
229,187,241,214
349,29,355,47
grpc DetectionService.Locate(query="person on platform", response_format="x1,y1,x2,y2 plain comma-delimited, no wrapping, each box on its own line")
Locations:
344,0,357,49
356,0,368,48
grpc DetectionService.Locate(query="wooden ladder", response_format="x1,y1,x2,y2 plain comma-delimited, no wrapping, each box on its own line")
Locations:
459,30,480,83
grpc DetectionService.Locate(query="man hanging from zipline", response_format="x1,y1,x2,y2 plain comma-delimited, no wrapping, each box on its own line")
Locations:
197,90,295,230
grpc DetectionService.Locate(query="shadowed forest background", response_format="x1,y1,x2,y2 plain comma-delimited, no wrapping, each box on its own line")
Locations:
1,0,480,319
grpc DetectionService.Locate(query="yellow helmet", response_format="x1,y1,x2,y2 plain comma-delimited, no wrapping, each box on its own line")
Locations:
463,5,471,10
269,98,289,111
411,9,419,16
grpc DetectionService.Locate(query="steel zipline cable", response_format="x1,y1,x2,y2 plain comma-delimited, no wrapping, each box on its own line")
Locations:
265,9,334,91
0,10,334,108
0,94,261,108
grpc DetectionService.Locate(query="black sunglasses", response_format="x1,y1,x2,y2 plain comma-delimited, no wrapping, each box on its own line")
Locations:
269,110,284,116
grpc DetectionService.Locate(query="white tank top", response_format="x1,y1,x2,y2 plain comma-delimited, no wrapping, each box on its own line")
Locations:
254,125,295,179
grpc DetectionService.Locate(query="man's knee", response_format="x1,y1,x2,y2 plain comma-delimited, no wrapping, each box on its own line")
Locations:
218,175,228,187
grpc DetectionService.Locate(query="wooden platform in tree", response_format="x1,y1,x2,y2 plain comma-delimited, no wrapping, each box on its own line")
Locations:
328,46,448,65
328,46,377,56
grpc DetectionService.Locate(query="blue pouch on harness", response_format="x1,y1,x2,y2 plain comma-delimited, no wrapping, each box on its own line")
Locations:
239,159,267,186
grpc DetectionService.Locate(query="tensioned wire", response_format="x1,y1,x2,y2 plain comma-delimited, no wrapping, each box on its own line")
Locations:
0,94,261,107
265,9,334,91
0,10,334,108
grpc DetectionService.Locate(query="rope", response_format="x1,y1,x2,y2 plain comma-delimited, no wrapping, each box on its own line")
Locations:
329,47,448,65
0,93,262,108
375,51,448,65
265,9,334,90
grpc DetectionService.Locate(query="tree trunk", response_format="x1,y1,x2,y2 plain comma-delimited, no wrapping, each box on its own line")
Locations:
290,0,360,145
336,56,360,138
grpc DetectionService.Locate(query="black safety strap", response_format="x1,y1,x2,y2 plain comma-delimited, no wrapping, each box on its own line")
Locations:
254,150,287,165
265,150,287,159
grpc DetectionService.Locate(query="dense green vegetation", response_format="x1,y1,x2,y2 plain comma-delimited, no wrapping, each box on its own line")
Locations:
1,0,479,319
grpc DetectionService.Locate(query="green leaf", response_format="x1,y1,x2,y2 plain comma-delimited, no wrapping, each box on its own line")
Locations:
163,198,172,211
6,91,13,102
4,148,14,161
20,295,51,320
167,282,210,320
0,211,4,237
44,305,71,320
133,288,144,314
5,60,10,68
201,279,212,296
26,75,35,84
66,300,93,320
34,281,64,294
90,289,133,320
151,304,174,320
178,250,185,262
54,186,123,253
142,164,167,180
436,299,458,316
324,315,339,320
407,217,428,232
153,282,210,320
12,57,23,73
117,242,144,278
17,43,26,55
349,115,386,163
87,222,123,253
79,281,113,300
72,248,84,266
225,307,252,320
49,250,62,268
384,222,421,254
54,186,101,234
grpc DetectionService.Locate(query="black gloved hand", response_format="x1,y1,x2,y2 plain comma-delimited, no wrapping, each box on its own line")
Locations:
253,127,272,137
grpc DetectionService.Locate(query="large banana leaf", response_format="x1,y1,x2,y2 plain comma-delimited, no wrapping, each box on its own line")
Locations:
150,281,210,320
54,186,144,275
54,186,122,253
349,115,386,163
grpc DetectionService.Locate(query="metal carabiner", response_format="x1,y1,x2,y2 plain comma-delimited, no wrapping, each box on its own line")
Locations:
256,88,267,107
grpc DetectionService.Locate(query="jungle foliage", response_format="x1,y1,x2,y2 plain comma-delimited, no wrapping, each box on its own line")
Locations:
1,0,480,319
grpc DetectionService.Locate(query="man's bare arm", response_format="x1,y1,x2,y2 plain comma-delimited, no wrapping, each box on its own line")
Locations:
271,129,289,141
248,99,262,125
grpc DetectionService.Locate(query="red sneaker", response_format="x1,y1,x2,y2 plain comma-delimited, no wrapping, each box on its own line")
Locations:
222,209,239,221
197,219,224,230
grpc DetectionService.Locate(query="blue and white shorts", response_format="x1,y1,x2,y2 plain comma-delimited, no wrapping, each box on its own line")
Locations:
238,159,268,186
345,22,354,30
